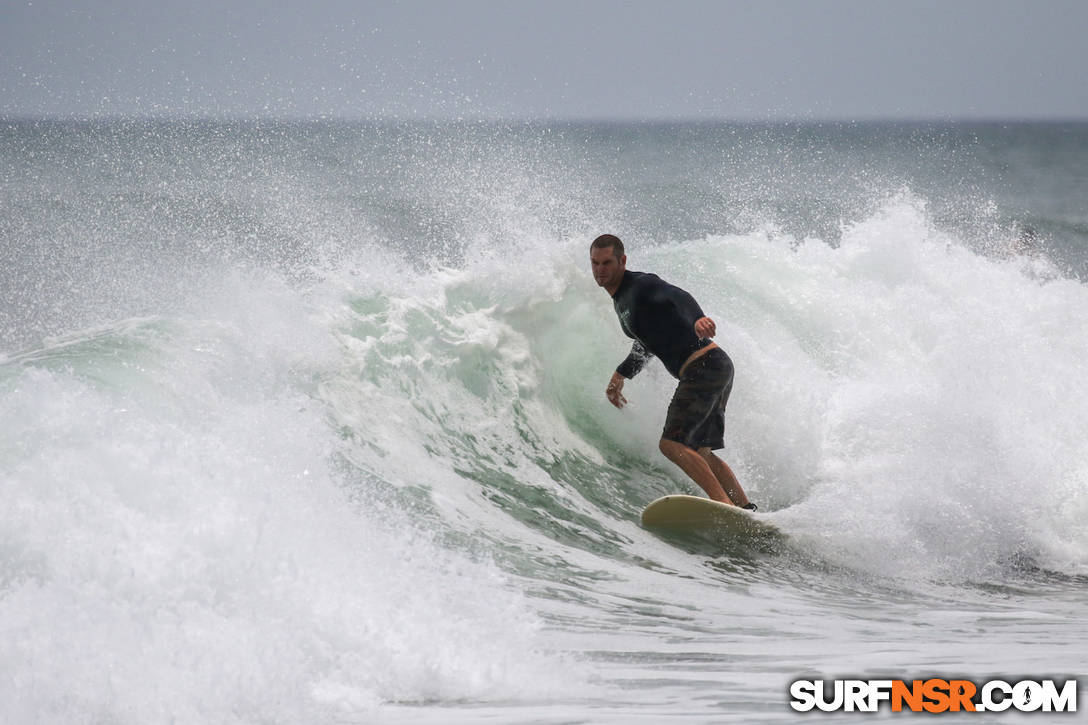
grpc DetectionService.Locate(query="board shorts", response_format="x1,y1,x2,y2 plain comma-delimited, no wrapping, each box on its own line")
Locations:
661,347,733,450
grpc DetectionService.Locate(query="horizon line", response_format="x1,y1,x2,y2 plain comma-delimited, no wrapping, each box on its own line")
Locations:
4,112,1088,125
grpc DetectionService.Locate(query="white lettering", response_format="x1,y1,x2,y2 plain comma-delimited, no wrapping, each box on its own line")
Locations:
789,680,817,712
1041,679,1078,712
817,680,844,712
1013,680,1043,712
845,680,869,712
868,680,893,710
982,680,1013,712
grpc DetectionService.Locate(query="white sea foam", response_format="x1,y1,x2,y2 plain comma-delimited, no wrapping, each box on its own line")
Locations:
5,119,1088,724
3,195,1086,721
0,271,563,723
637,193,1088,580
314,193,1088,583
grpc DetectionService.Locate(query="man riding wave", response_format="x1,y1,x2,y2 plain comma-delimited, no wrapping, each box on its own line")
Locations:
591,234,755,510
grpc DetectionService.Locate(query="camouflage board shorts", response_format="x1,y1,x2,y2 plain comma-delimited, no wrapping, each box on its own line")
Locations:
661,347,733,450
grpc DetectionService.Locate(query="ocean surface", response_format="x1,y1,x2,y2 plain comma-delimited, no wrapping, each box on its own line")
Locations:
2,119,1086,723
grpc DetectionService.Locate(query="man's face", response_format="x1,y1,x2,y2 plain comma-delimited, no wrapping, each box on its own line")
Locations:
590,246,626,289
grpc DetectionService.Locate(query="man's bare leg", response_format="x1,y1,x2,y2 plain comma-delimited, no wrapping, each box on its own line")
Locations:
658,438,736,505
697,447,751,508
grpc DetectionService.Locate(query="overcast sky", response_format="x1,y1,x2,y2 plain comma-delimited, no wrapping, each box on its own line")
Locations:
3,0,1087,120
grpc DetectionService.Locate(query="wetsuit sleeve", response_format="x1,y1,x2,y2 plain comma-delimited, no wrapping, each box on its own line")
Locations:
616,340,653,379
668,285,706,328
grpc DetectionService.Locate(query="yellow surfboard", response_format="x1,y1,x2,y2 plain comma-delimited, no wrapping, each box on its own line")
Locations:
641,494,778,537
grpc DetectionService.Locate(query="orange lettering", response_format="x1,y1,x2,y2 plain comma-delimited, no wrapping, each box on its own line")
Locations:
949,680,977,712
922,679,951,713
892,680,924,712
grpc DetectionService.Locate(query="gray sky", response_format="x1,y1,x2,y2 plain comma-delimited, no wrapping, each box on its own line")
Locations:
3,0,1087,120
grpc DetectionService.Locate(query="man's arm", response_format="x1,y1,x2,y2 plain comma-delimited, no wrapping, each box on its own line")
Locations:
662,282,715,339
607,341,653,409
616,340,653,378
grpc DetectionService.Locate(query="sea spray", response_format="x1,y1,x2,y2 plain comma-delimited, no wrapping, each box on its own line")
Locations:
3,119,1087,723
0,271,564,722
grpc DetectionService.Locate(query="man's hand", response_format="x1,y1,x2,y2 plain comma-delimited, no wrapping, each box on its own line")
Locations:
606,371,627,409
694,316,716,338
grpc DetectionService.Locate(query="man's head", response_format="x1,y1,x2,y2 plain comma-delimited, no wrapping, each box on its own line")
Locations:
590,234,627,293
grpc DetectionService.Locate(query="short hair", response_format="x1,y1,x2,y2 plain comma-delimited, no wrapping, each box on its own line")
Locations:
591,234,625,259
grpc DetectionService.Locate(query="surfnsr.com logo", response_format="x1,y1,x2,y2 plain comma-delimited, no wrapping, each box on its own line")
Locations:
789,678,1078,713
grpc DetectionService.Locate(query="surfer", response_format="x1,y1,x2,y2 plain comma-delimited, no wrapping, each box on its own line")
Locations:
591,234,755,510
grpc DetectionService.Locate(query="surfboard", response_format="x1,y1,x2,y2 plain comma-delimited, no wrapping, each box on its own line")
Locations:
641,494,778,537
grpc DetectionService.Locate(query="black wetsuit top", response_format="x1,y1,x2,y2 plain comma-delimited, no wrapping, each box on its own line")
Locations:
611,270,712,380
